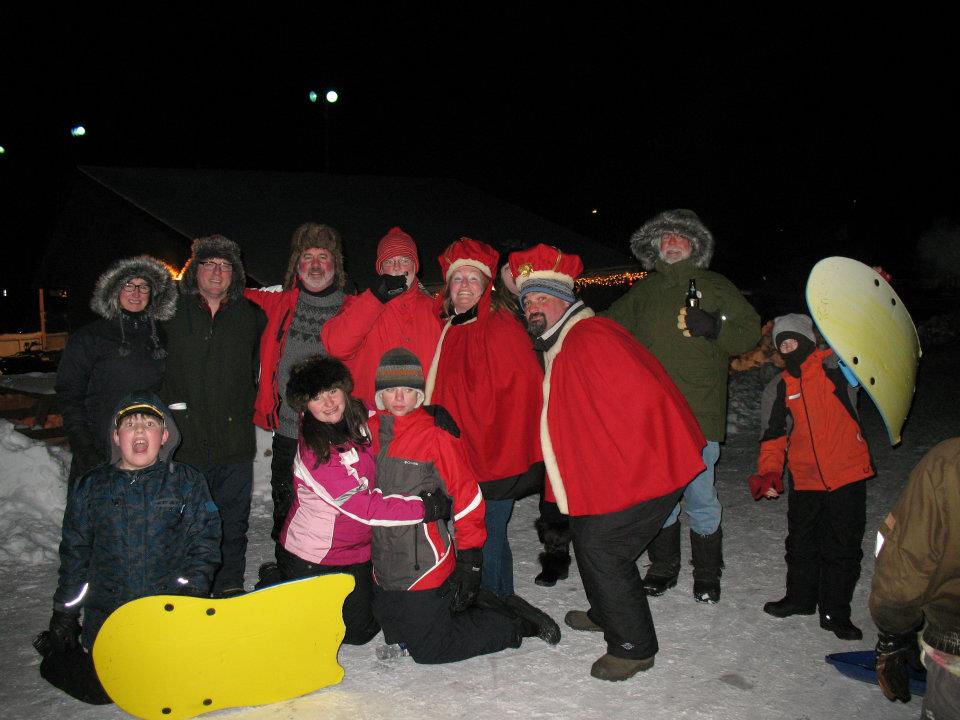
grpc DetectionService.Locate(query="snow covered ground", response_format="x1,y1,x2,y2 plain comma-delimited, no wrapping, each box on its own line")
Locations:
1,339,957,720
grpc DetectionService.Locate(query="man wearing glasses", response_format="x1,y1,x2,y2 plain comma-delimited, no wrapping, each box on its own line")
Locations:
162,235,265,598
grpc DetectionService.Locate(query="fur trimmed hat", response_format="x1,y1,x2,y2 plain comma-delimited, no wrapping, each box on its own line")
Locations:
90,255,178,322
286,356,354,413
374,348,425,411
376,227,419,275
629,209,715,271
282,223,347,291
439,237,499,282
508,243,583,303
178,235,246,301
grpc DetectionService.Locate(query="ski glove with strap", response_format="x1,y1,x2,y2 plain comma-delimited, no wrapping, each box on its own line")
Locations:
875,631,922,703
438,547,482,613
419,489,453,523
371,274,408,304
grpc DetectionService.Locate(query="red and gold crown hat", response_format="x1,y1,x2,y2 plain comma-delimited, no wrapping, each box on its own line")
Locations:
508,244,584,301
438,237,500,281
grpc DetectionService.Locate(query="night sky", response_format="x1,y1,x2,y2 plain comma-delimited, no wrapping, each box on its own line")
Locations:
2,8,958,326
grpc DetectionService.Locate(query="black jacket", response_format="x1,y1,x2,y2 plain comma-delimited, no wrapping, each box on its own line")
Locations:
55,256,177,479
161,293,264,465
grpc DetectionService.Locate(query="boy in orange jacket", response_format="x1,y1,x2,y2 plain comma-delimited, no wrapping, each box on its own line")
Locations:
748,313,874,640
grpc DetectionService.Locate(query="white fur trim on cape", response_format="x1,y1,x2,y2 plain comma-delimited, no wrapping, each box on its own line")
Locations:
540,306,595,515
424,314,476,403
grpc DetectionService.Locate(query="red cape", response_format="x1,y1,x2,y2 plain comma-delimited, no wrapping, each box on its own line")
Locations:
426,291,543,482
543,312,706,516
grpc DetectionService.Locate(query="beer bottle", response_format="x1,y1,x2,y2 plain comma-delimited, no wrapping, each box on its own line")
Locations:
686,279,699,308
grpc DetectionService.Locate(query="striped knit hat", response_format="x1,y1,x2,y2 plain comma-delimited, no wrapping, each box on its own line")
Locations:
375,348,425,410
376,227,419,274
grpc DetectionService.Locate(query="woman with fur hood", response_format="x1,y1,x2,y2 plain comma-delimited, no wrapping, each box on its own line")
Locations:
55,255,177,488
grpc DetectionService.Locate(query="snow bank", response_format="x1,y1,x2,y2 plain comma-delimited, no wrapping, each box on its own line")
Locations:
0,420,70,566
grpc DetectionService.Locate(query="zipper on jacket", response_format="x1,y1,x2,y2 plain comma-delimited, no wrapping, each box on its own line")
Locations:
413,525,420,571
798,375,829,490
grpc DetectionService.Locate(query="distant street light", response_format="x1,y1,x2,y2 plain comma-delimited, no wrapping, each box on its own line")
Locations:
307,88,340,171
70,125,86,137
0,145,6,155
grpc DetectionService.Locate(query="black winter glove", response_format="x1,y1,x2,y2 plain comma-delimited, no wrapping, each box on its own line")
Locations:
875,631,922,703
371,273,408,304
423,404,461,438
682,307,722,339
47,610,81,654
437,547,482,613
419,489,453,523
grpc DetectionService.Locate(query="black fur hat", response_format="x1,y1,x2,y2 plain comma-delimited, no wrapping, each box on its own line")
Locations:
629,209,715,271
179,234,246,301
286,356,354,412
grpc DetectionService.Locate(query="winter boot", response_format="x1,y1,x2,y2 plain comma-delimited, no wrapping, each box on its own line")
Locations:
590,653,655,681
763,597,816,618
642,521,681,596
254,562,284,590
564,610,604,632
820,613,863,641
690,527,723,603
503,594,562,645
534,514,571,587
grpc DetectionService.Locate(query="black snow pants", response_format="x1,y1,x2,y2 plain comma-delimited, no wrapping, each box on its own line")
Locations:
784,479,867,621
276,547,380,646
39,646,112,705
372,587,521,664
198,460,253,595
569,488,684,660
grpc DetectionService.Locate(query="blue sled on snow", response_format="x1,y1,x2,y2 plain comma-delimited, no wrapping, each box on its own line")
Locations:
825,650,926,696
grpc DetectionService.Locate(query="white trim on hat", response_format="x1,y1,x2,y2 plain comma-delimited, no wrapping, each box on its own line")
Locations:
445,258,493,281
514,269,576,292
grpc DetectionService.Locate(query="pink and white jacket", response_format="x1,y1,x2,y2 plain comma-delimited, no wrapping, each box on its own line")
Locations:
280,437,427,566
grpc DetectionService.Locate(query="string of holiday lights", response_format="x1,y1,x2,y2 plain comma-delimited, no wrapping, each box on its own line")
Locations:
575,270,647,288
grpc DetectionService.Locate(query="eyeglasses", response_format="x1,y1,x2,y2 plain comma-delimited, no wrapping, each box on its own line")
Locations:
122,282,151,294
197,260,232,273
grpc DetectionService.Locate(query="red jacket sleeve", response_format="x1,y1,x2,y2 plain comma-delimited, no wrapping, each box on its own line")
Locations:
321,290,384,360
431,431,487,550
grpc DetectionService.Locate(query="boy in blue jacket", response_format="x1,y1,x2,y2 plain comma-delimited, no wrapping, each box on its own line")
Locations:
35,392,221,704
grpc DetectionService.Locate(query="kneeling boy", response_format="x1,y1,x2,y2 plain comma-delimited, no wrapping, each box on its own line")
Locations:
36,393,221,703
368,348,560,663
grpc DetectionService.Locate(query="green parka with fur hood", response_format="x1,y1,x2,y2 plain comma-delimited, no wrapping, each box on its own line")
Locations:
603,210,760,441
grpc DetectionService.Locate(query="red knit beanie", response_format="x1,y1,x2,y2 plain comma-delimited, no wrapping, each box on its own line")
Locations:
376,227,419,274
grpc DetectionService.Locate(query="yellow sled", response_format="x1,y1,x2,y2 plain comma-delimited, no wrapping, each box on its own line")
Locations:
92,574,355,720
806,257,921,445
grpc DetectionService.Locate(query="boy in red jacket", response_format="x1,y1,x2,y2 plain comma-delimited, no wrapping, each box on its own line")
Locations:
749,313,874,640
367,348,560,663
